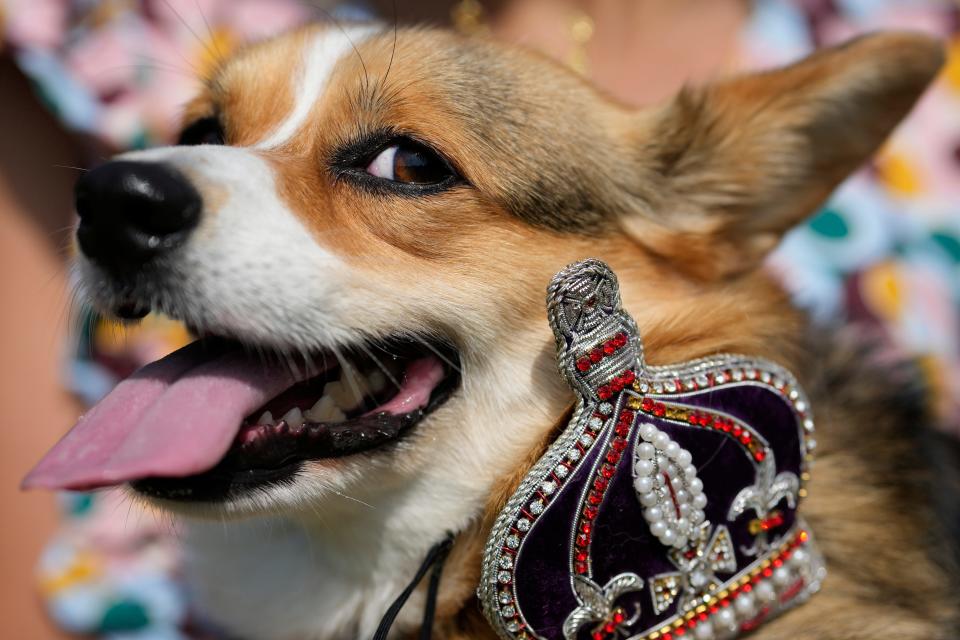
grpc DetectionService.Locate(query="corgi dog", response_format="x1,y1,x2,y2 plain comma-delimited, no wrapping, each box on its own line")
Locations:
25,22,958,640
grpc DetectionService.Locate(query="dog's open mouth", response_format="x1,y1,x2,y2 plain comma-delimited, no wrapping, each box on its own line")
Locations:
23,335,460,501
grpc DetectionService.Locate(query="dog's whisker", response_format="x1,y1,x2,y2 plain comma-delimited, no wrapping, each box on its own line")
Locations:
193,0,227,65
52,222,78,239
121,494,137,535
305,2,372,97
410,333,462,375
376,0,400,95
324,484,375,510
340,356,377,407
250,342,271,371
158,0,222,72
278,348,303,381
356,342,403,392
296,345,320,379
303,499,333,535
695,437,730,474
91,62,200,82
329,344,379,409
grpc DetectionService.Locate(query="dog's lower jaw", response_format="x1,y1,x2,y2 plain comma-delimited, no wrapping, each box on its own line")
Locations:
177,331,570,640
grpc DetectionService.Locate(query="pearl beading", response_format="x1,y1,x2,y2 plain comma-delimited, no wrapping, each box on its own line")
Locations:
482,360,816,640
632,529,824,640
478,259,822,640
634,421,708,549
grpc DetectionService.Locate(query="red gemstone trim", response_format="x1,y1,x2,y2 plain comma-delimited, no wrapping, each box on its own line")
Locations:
634,399,770,464
491,356,816,639
642,529,812,640
495,405,610,630
575,332,628,373
574,403,636,576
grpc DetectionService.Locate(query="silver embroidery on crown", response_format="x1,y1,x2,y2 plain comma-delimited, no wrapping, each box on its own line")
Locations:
477,259,824,640
562,573,644,640
649,523,736,615
728,452,799,555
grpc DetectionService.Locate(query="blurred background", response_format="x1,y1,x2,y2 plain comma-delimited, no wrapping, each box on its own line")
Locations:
0,0,958,637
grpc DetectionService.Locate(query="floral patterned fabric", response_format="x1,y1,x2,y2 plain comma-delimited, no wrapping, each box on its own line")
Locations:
36,492,194,640
1,0,315,149
2,0,957,637
745,0,960,427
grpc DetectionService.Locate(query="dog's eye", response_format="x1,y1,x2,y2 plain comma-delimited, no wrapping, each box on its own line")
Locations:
178,116,224,146
333,133,461,195
365,141,453,185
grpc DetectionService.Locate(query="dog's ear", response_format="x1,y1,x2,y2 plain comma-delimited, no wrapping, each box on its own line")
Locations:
621,32,944,280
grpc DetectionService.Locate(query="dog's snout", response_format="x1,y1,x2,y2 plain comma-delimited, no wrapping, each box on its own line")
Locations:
75,161,201,269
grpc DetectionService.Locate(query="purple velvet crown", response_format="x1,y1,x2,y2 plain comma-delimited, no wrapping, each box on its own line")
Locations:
480,259,824,640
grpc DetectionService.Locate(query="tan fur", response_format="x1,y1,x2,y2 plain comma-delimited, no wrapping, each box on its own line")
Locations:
750,336,958,638
151,26,954,639
618,33,946,280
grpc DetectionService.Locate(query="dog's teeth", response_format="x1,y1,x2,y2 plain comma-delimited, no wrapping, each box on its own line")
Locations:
343,370,371,408
282,407,304,428
367,370,386,393
304,396,336,422
322,381,342,404
324,379,363,412
329,407,346,422
258,411,274,425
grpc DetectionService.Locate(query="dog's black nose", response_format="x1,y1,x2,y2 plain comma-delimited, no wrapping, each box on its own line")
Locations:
75,161,201,269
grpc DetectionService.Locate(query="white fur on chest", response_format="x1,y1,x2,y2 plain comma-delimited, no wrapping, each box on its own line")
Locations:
185,509,430,639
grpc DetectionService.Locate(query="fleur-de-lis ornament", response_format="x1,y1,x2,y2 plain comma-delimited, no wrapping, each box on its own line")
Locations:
562,573,644,640
728,452,800,554
478,259,824,640
649,524,736,615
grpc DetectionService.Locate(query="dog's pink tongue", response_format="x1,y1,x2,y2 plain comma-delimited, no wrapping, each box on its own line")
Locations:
23,342,296,491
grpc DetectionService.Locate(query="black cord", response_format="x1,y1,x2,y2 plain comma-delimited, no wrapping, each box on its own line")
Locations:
418,538,449,640
373,533,455,640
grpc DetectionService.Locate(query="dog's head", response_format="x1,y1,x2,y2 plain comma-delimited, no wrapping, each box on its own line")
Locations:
26,25,941,536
